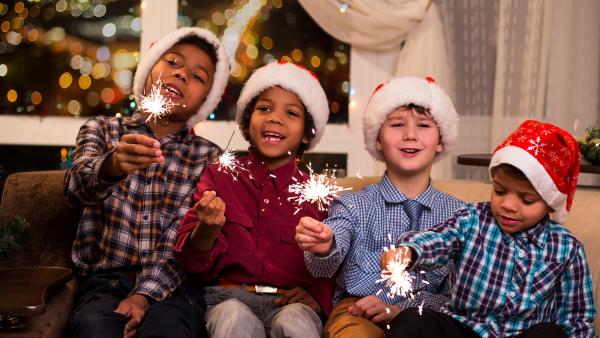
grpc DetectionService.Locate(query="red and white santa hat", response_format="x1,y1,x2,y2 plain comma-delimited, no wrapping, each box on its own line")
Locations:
489,120,581,224
133,27,230,127
363,76,459,162
235,61,330,150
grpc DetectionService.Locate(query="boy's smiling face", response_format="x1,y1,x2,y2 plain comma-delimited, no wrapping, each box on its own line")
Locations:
376,107,444,179
248,86,309,170
145,43,215,123
491,168,551,234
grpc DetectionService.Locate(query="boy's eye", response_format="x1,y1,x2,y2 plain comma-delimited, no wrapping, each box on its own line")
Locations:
256,105,271,112
391,122,405,127
167,59,178,67
493,188,506,196
418,123,432,128
193,74,204,83
287,110,300,117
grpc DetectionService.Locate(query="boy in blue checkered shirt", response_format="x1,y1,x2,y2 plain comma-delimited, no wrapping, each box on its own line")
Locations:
383,120,596,338
295,77,463,338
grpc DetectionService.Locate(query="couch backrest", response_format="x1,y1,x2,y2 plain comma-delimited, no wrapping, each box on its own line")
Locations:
0,170,79,268
335,176,600,330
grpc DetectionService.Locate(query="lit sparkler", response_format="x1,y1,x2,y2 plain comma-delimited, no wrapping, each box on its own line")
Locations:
288,164,351,212
139,77,175,124
216,131,248,179
377,245,415,299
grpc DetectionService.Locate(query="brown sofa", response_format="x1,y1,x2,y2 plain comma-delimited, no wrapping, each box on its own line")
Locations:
1,171,599,337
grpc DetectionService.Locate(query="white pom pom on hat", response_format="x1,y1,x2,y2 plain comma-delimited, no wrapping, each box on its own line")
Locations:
132,27,230,127
362,76,459,162
234,61,330,150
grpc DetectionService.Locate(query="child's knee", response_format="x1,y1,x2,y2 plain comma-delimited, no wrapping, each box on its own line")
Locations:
270,303,322,336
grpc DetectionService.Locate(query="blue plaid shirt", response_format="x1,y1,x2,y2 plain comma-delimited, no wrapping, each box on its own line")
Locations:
400,202,596,338
304,173,463,308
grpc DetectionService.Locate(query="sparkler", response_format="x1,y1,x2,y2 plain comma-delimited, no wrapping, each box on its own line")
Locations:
377,243,415,299
216,131,248,180
139,77,176,124
288,164,351,212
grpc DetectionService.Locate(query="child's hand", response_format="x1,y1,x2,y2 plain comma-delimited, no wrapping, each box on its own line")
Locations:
104,134,164,177
348,295,400,324
380,246,412,269
273,287,321,313
295,216,334,255
187,191,226,251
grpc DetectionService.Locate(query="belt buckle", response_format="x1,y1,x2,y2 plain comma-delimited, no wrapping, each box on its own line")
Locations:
255,285,278,294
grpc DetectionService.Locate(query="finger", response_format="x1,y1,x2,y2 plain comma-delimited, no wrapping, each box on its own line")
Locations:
298,217,324,233
295,233,327,244
118,141,162,158
113,302,132,316
124,328,137,338
371,312,389,324
122,134,160,148
115,152,160,166
195,192,217,212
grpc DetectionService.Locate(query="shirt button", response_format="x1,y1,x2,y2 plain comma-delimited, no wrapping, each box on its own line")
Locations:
518,251,525,258
142,215,149,221
509,291,516,298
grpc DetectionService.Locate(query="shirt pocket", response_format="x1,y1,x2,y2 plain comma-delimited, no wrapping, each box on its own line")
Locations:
280,224,297,244
529,260,563,304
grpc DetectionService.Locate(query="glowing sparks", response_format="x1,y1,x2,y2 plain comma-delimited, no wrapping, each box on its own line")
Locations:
378,245,415,299
418,300,425,315
139,78,175,124
217,149,248,180
288,165,351,211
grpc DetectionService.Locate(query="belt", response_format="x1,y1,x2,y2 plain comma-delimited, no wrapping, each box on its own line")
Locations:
215,279,287,295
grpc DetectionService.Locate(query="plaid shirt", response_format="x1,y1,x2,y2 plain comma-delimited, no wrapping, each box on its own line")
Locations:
64,112,220,301
400,202,596,338
305,173,463,308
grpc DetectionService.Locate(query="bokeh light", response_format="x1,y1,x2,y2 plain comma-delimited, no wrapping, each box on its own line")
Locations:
78,75,92,90
67,99,82,115
0,64,7,77
31,91,42,105
59,72,73,89
7,89,18,103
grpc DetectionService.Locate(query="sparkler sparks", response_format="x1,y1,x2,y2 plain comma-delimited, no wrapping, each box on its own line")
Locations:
139,78,175,124
216,131,249,180
378,245,415,299
288,165,351,211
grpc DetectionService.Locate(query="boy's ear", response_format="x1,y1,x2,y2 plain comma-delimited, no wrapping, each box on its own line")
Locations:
375,133,383,151
302,135,310,145
436,142,445,154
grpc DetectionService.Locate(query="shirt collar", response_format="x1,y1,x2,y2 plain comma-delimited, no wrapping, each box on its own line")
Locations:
501,214,550,248
243,149,301,191
378,172,436,210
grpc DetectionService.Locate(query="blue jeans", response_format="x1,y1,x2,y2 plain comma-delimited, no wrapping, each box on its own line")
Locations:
68,270,207,338
204,286,322,338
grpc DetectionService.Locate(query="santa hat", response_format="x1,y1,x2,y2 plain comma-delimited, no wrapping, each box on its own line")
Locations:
235,61,329,150
489,120,581,224
363,76,459,162
132,27,230,127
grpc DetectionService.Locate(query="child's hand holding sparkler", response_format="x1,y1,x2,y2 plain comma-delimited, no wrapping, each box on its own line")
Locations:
188,191,226,251
101,134,164,178
295,216,334,255
381,245,413,270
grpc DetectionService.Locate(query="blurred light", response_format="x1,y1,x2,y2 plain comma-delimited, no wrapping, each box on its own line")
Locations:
102,23,116,38
242,32,257,46
114,69,133,88
0,4,7,16
342,80,349,93
55,0,67,13
7,89,17,103
209,113,216,120
59,72,73,88
272,0,282,9
281,55,292,63
263,53,275,64
52,39,66,53
69,41,83,55
330,101,340,113
6,31,22,45
338,52,348,65
12,17,24,30
1,21,9,33
113,49,136,69
310,55,321,68
92,62,110,79
16,106,24,113
261,36,273,50
71,7,82,17
56,103,63,110
101,87,115,103
130,17,141,32
231,62,243,78
47,26,65,42
14,2,25,14
67,100,82,115
129,101,136,108
26,105,35,112
61,148,67,161
325,58,337,71
18,7,29,19
211,12,225,26
70,55,84,69
285,12,296,25
79,75,92,89
80,59,92,75
93,4,106,17
0,64,7,77
31,91,42,105
349,100,357,108
43,7,55,20
0,42,7,54
115,112,121,117
96,46,110,62
245,45,258,60
224,8,235,19
86,91,100,106
349,86,356,96
27,28,39,42
30,5,40,17
105,104,111,109
178,15,192,27
339,2,349,13
291,49,303,62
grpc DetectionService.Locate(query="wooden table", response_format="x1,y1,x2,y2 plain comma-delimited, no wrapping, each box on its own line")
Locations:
457,154,600,174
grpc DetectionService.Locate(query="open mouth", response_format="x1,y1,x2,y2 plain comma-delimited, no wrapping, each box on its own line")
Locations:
499,215,520,226
163,84,182,98
263,131,285,144
401,148,420,154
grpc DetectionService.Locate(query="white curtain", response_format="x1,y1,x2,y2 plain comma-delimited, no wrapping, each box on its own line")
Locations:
297,0,455,178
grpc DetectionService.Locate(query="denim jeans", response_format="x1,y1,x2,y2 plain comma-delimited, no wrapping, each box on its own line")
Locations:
204,286,322,338
68,270,207,338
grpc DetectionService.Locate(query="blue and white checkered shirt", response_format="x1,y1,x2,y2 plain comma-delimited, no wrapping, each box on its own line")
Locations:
400,202,596,338
304,173,463,308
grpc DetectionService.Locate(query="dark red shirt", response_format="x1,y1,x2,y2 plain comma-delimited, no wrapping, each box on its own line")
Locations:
174,150,333,313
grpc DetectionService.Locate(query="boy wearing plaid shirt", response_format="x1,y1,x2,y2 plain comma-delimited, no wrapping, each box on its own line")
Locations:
295,77,463,338
64,28,229,338
384,120,596,338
